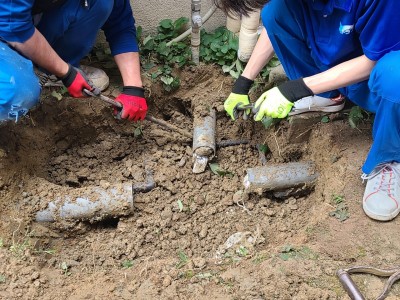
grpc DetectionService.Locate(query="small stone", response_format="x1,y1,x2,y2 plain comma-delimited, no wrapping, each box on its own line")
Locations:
193,257,206,269
163,275,172,287
265,209,275,216
199,227,208,239
31,272,40,281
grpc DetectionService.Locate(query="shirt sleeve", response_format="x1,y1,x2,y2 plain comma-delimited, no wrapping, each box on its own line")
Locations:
102,0,139,56
356,0,400,61
0,0,35,43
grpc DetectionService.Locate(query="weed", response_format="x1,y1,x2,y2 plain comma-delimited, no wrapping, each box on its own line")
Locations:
177,199,184,212
9,237,31,258
329,194,350,222
121,260,134,269
179,269,194,279
279,245,318,261
209,163,234,177
236,245,249,257
60,262,71,276
252,253,269,264
0,274,5,284
0,238,3,248
176,250,188,269
348,106,370,129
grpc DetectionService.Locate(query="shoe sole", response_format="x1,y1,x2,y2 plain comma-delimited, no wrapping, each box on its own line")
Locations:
289,102,345,116
363,204,400,221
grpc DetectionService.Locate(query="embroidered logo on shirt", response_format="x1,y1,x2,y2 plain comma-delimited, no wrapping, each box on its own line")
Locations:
339,22,354,34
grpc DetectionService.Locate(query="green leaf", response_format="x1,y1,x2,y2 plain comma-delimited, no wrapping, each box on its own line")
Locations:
209,163,233,177
51,91,63,101
349,106,364,129
321,116,330,123
177,200,184,212
159,19,173,29
160,76,174,85
173,17,189,31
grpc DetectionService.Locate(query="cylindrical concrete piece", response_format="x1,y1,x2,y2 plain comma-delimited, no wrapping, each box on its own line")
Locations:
192,109,216,174
36,183,133,222
243,161,318,192
226,13,241,34
193,109,216,157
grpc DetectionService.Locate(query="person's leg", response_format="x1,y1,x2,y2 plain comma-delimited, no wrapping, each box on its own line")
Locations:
261,0,338,98
36,0,113,67
0,42,41,122
346,51,400,221
345,51,400,174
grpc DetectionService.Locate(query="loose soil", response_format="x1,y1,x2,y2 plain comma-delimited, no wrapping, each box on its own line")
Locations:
0,63,399,300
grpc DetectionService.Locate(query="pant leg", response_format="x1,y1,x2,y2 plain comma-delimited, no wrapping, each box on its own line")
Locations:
0,42,41,122
36,0,113,67
354,51,400,174
261,0,338,98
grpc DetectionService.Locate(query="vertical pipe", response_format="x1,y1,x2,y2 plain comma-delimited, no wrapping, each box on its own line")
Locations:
191,0,202,65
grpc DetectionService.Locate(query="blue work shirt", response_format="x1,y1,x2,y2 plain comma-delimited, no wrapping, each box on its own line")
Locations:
0,0,138,55
303,0,400,66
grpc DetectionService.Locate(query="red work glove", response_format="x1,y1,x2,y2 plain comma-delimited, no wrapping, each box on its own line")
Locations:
115,86,148,121
60,64,95,98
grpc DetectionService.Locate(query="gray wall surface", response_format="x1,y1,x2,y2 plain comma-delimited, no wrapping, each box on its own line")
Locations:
130,0,227,33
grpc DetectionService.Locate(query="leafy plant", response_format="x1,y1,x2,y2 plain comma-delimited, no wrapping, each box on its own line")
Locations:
348,106,369,129
138,17,191,92
329,194,350,222
0,238,3,248
177,199,184,212
0,274,5,284
60,261,71,276
279,245,318,261
209,163,234,177
176,250,188,269
122,260,134,269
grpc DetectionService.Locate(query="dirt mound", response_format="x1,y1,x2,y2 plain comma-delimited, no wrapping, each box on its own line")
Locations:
0,64,399,300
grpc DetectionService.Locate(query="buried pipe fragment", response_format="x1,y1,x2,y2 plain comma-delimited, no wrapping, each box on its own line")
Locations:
35,183,134,223
243,161,319,193
192,109,216,173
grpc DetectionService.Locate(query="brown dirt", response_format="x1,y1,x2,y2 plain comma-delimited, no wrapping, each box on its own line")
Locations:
0,64,400,300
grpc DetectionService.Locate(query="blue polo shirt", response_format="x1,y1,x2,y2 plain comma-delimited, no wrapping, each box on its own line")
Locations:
0,0,138,54
303,0,400,66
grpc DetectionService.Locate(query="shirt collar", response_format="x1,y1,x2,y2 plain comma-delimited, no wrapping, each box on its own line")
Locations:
310,0,353,14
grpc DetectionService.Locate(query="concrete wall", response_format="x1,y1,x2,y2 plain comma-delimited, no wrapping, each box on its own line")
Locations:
130,0,227,33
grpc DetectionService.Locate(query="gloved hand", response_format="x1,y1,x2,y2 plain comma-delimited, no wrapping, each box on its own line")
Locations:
224,75,254,120
115,86,148,121
60,64,96,98
253,78,314,121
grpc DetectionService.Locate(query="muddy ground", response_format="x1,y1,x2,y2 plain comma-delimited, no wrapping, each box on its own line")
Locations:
0,63,400,300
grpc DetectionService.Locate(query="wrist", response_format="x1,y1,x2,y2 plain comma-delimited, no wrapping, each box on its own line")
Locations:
277,78,314,103
122,86,145,98
232,75,254,95
58,64,76,87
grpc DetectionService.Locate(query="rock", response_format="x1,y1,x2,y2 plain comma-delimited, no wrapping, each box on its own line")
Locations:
193,257,206,269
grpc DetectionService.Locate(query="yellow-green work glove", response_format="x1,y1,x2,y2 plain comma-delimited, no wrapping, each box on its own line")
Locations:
224,92,251,120
224,75,254,120
253,87,293,120
253,78,314,121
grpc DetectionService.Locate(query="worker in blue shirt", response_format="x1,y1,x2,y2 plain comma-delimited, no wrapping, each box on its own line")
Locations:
218,0,400,221
0,0,147,122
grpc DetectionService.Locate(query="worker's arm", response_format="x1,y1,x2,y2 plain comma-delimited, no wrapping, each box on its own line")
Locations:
114,52,143,87
9,28,68,77
113,52,147,121
242,28,275,80
224,28,275,120
303,55,376,94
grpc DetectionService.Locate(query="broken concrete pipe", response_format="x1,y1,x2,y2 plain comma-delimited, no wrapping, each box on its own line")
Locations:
243,161,319,192
192,109,216,174
35,183,133,223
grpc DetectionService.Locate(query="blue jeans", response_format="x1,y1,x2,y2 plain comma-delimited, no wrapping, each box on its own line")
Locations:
0,0,113,121
262,0,400,174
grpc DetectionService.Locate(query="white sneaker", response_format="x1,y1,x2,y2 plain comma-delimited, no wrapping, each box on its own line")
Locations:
362,163,400,221
289,94,345,116
35,65,109,91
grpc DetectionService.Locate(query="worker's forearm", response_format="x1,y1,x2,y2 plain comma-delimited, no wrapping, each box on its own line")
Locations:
114,52,143,87
242,28,275,80
303,55,376,95
9,29,69,78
